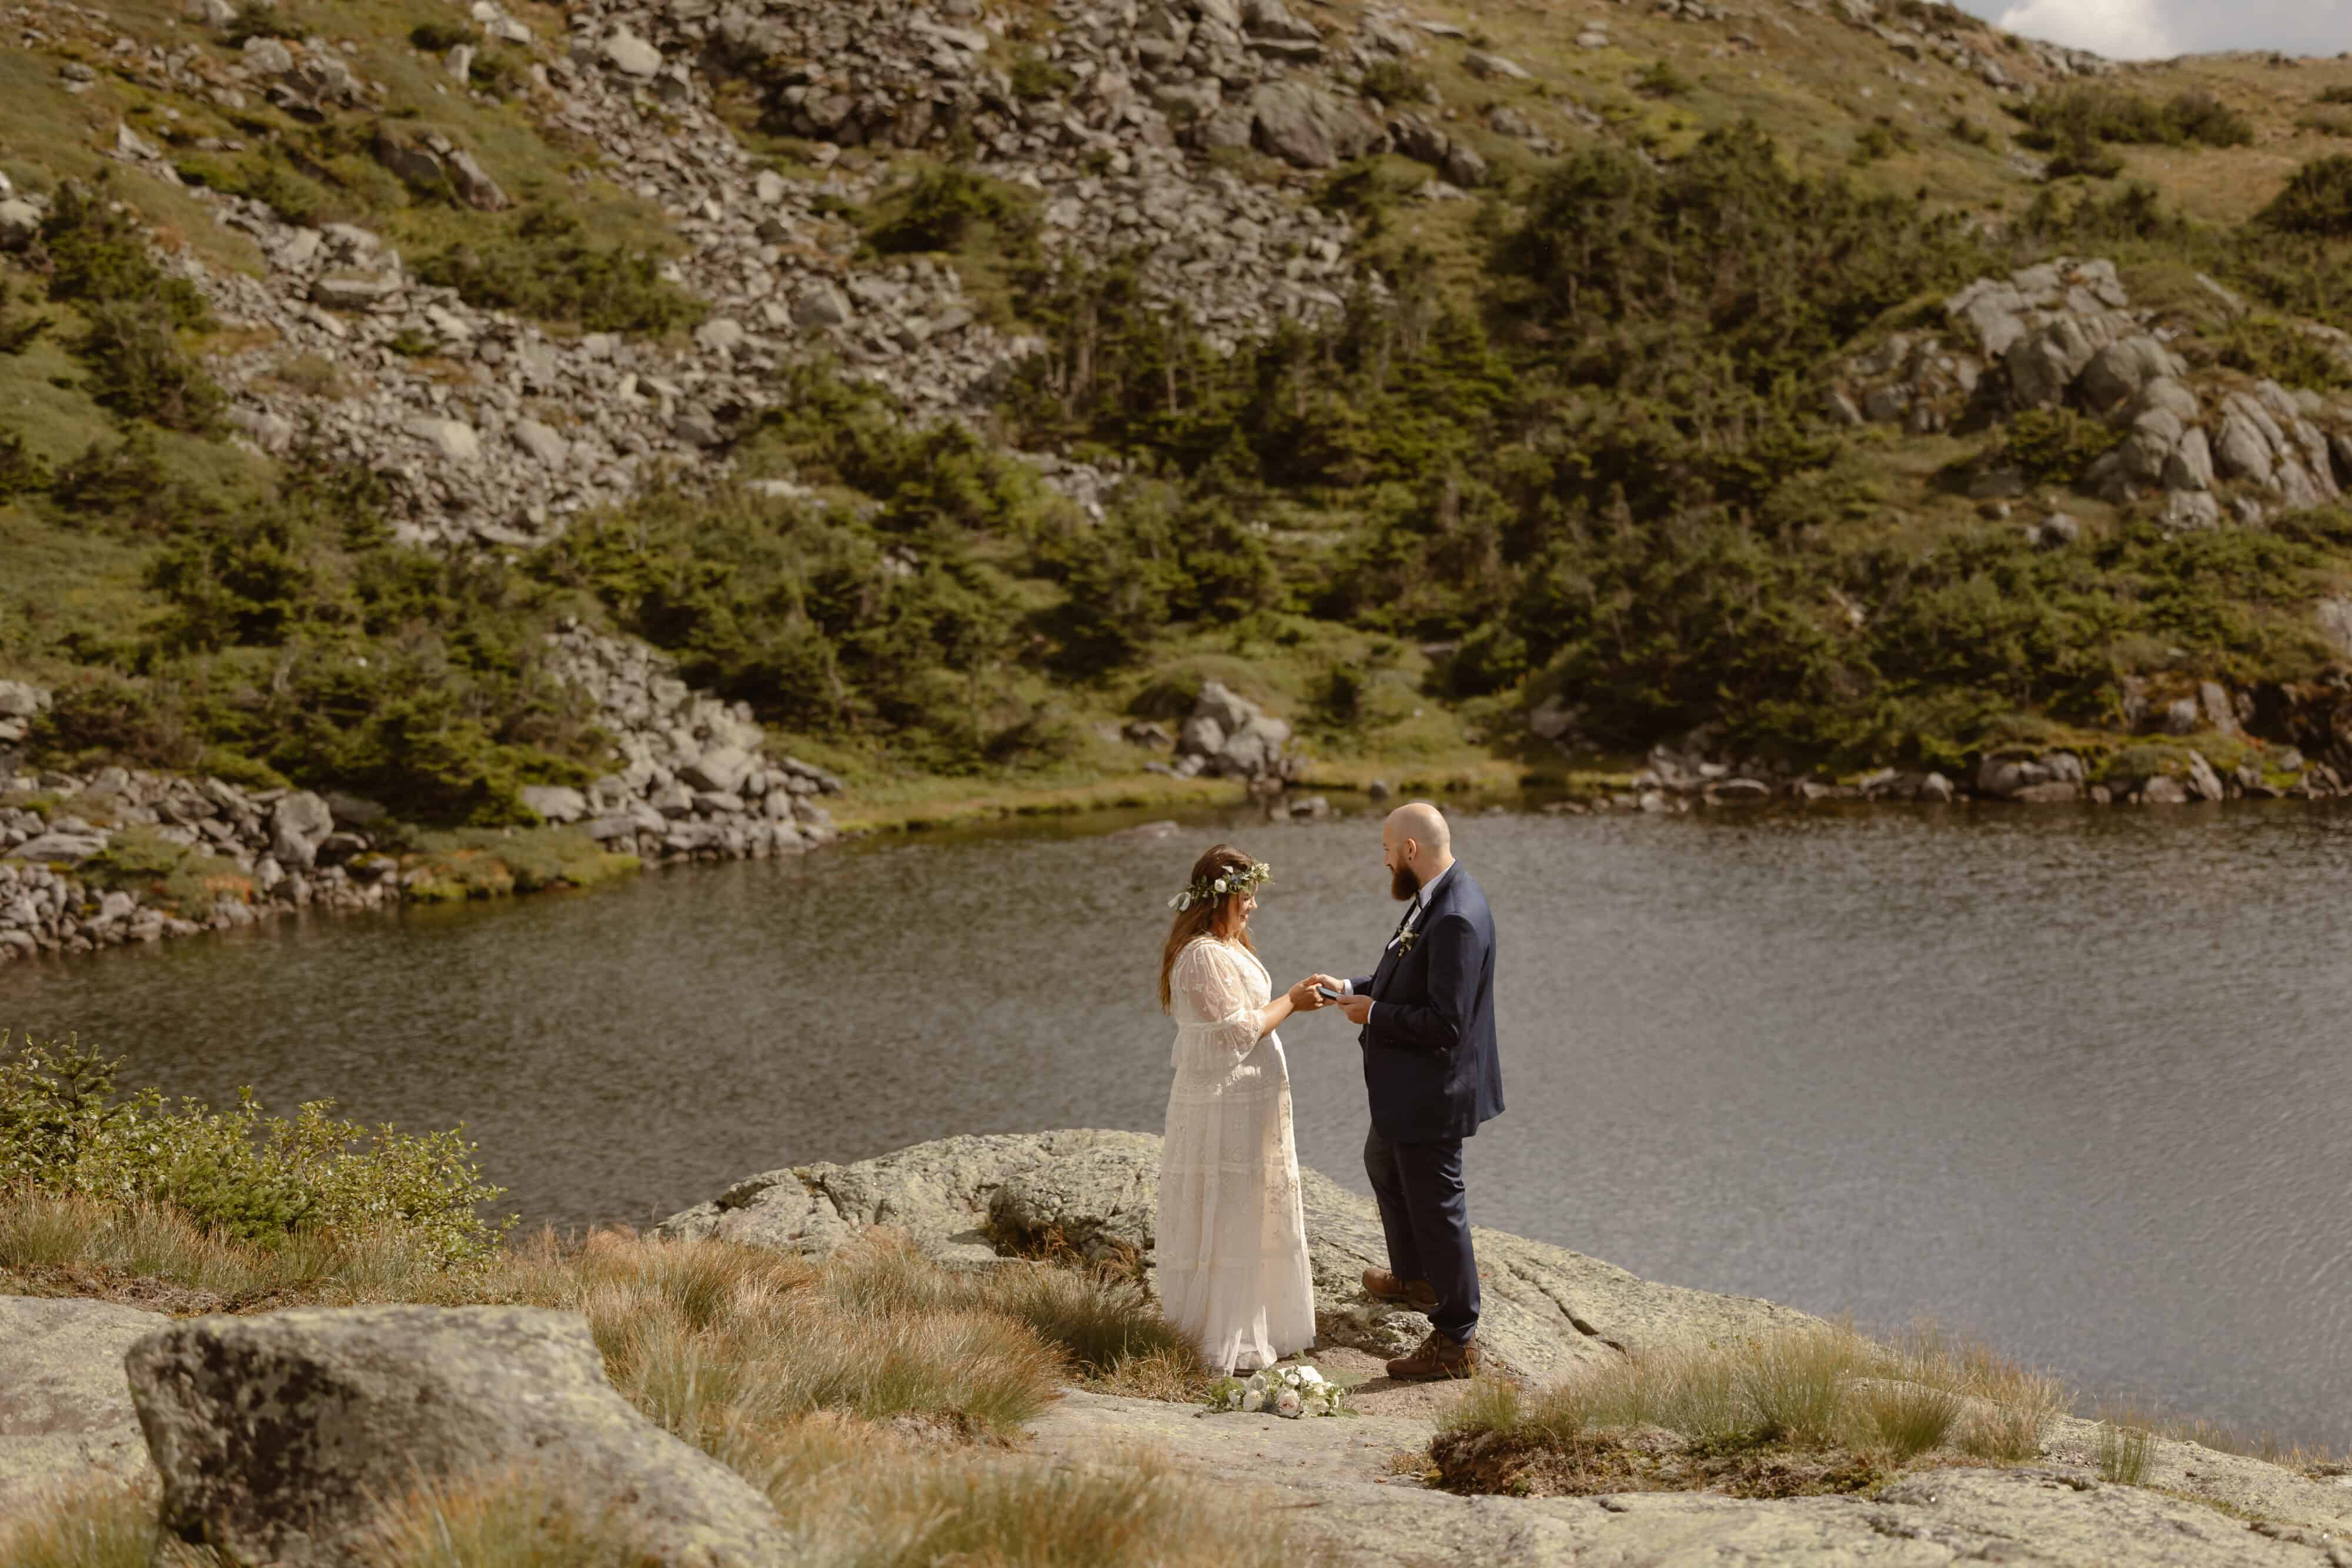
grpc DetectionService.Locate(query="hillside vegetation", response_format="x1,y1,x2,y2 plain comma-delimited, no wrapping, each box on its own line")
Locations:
9,0,2352,818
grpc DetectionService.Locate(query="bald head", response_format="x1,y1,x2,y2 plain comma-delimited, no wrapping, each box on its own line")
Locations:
1381,802,1454,899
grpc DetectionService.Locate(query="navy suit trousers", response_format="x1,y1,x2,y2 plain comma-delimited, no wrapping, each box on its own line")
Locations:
1363,1128,1479,1343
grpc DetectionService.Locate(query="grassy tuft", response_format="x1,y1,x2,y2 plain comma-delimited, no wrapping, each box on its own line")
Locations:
1435,1319,2066,1495
2098,1419,2156,1486
0,1480,170,1568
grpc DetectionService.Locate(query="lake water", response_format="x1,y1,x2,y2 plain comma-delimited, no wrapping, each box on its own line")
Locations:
5,801,2350,1450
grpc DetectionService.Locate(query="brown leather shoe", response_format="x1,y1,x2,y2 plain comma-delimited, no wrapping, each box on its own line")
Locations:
1362,1269,1439,1311
1385,1330,1479,1382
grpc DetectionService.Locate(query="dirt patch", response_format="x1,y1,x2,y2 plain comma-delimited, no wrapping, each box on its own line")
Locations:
1427,1425,1889,1501
1,1262,247,1315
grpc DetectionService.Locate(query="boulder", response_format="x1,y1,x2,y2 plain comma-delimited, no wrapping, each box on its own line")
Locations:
2165,427,2216,492
660,1131,1813,1383
269,790,334,870
520,784,589,823
445,148,510,211
7,831,109,864
0,679,49,718
792,282,851,328
1463,49,1530,79
2215,410,2276,486
2075,336,2177,414
1217,714,1293,779
125,1306,788,1567
600,28,662,76
405,417,481,462
1248,81,1385,169
1177,715,1226,758
513,418,570,467
1192,680,1259,734
373,123,446,192
0,1297,162,1510
0,199,41,250
322,791,387,828
679,745,756,795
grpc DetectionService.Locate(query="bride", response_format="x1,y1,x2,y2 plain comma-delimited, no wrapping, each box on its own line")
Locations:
1155,843,1327,1375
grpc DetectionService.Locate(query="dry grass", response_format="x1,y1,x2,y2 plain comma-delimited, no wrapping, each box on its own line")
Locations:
0,1192,1285,1568
365,1471,657,1568
1434,1319,2069,1496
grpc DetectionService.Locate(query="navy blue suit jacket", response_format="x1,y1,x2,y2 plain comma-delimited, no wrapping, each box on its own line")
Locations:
1350,867,1504,1144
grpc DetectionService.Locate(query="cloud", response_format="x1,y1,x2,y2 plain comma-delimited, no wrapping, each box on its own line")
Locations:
1990,0,2176,58
1963,0,2352,60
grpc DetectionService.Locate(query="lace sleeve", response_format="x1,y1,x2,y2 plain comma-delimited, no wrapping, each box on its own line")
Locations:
1172,942,1264,1058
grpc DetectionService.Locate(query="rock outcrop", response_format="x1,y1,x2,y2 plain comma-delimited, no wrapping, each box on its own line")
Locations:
1830,258,2352,531
1152,680,1299,784
0,1297,163,1511
124,1305,789,1567
0,633,844,965
1033,1389,2352,1568
659,1128,1812,1382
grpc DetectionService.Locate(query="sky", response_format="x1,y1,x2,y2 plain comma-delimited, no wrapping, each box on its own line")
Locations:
1948,0,2351,61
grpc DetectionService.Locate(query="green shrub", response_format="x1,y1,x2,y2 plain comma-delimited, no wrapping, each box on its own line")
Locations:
2257,154,2352,238
2207,315,2352,390
173,148,333,226
1493,123,1991,394
409,20,479,50
1949,115,1996,149
0,278,50,355
38,179,213,329
2301,108,2352,140
81,824,248,914
0,1035,509,1261
32,453,603,822
866,168,1037,256
46,426,195,529
1361,60,1432,105
68,302,227,432
1635,59,1693,98
29,671,194,771
2044,128,2126,182
2014,86,2254,152
1854,120,1913,163
223,0,300,44
0,431,46,501
2000,406,2123,485
1009,52,1074,102
416,202,703,335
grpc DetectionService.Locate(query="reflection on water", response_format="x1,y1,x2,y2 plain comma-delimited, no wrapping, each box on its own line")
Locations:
6,801,2350,1448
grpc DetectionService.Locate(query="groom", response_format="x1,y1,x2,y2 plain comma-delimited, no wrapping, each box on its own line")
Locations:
1313,801,1503,1382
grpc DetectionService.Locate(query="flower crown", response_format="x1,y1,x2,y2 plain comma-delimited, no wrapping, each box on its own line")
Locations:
1168,860,1272,912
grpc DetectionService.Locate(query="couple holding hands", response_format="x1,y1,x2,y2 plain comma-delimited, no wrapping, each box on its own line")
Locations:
1153,802,1505,1383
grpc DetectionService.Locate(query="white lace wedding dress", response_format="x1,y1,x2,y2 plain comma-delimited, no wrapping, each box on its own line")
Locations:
1156,935,1316,1375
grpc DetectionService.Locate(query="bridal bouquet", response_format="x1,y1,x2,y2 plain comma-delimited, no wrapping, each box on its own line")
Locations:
1205,1363,1347,1419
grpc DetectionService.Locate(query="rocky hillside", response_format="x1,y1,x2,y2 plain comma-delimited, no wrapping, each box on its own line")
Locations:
10,0,2352,931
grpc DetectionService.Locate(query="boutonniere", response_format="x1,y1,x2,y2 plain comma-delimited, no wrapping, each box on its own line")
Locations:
1398,928,1419,955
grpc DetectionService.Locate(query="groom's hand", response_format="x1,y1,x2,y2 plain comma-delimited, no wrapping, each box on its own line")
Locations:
1337,994,1372,1026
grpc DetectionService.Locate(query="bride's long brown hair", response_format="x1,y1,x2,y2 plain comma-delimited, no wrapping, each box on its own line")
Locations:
1158,842,1259,1011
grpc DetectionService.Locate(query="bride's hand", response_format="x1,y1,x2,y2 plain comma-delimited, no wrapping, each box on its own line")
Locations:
1286,977,1327,1011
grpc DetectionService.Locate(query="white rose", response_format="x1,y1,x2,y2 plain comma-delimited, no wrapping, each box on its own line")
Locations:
1242,1390,1264,1413
1246,1371,1268,1392
1275,1388,1302,1417
1214,877,1228,892
1296,1366,1324,1386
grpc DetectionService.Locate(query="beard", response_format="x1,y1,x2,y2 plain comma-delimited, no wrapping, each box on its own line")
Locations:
1390,862,1422,901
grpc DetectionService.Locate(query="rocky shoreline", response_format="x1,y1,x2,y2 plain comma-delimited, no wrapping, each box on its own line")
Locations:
0,628,842,967
7,1129,2350,1566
